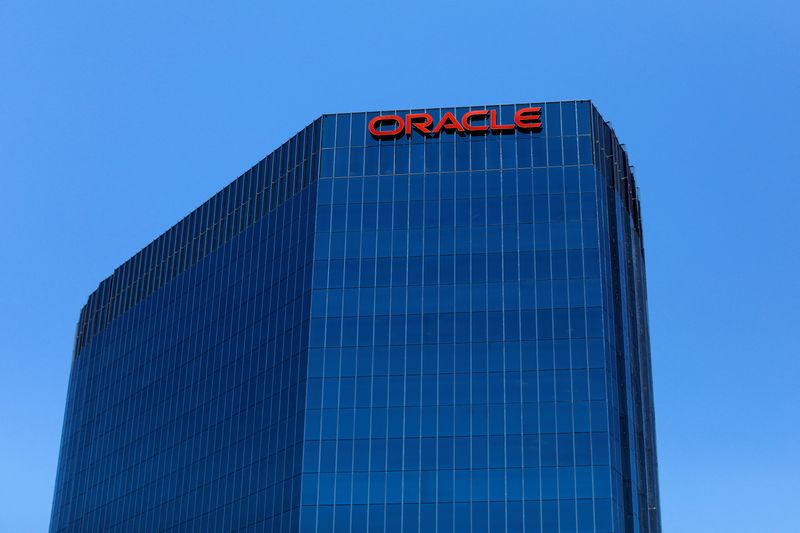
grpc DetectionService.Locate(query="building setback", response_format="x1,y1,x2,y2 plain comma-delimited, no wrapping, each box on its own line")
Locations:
50,101,661,533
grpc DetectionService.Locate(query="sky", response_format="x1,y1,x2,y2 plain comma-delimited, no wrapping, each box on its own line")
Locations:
1,1,798,531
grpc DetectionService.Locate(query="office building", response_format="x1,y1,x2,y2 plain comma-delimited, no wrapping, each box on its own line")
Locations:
50,101,661,532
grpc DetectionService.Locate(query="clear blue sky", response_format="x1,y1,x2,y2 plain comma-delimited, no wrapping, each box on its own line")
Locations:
1,1,798,531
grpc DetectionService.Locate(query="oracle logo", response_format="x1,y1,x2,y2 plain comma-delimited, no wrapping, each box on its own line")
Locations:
368,107,542,138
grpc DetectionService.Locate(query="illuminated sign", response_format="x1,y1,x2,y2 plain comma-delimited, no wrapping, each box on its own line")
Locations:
368,107,542,138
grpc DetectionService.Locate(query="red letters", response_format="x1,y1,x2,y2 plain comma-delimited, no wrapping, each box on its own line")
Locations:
490,109,515,131
405,113,433,135
433,112,465,134
368,115,404,137
462,110,489,132
514,107,542,129
368,107,542,137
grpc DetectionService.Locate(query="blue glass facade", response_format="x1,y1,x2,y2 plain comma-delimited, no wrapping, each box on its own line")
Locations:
51,101,660,532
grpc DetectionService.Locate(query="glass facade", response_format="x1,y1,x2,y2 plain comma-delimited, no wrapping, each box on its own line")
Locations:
50,101,660,532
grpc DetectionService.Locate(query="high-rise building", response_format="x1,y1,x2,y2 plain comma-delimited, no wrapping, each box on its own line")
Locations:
50,101,661,533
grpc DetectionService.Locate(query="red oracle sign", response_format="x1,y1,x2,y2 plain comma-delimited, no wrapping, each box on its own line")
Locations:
368,107,542,138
